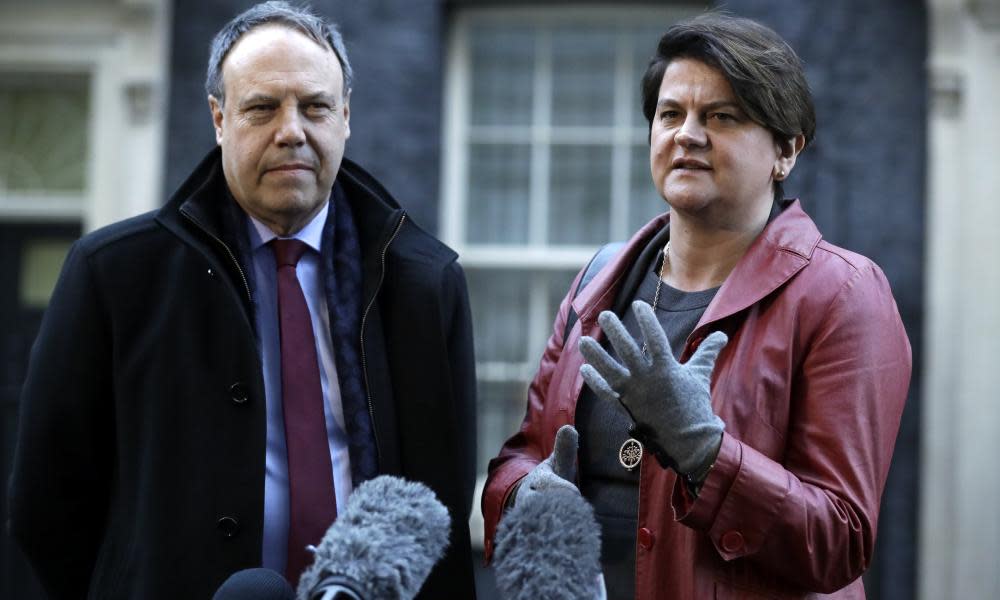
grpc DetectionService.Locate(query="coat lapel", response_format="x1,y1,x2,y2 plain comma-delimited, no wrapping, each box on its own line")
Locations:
695,200,820,333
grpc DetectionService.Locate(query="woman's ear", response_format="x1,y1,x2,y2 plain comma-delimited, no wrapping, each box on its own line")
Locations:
774,134,806,181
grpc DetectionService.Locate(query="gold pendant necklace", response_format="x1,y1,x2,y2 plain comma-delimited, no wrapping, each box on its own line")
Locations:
641,241,669,355
619,242,669,471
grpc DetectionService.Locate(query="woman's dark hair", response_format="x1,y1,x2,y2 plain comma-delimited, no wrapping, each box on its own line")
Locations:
641,13,816,151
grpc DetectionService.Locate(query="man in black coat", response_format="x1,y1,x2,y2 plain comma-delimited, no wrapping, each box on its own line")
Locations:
7,2,477,598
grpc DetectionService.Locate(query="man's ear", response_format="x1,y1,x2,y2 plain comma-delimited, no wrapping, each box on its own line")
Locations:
342,92,351,140
774,133,806,180
208,95,224,146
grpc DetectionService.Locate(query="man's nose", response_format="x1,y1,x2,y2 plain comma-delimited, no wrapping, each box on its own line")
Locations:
274,105,306,147
675,115,707,148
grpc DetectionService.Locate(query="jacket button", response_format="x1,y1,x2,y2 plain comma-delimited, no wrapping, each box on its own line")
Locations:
721,530,744,553
217,516,240,537
229,382,248,404
637,527,655,550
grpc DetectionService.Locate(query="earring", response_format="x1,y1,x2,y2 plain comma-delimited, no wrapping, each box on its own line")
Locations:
776,169,785,179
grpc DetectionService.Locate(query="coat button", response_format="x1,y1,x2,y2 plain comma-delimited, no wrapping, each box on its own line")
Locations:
217,516,240,537
229,382,248,404
721,530,744,553
637,527,655,550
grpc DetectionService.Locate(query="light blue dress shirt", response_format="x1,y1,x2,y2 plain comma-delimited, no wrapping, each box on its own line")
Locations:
246,202,353,574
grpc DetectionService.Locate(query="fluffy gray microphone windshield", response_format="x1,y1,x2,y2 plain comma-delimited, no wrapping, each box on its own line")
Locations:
296,475,451,600
493,487,603,600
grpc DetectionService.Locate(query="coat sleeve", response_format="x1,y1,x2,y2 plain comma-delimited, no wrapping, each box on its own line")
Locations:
673,262,912,592
480,265,587,561
7,240,114,599
442,260,478,518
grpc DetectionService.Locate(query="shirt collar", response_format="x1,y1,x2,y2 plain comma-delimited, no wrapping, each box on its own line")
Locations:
246,200,329,253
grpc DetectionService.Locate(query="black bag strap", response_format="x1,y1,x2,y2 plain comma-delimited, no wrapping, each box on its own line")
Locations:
562,242,625,344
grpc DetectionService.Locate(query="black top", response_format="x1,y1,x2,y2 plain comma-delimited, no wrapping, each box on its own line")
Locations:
576,247,718,600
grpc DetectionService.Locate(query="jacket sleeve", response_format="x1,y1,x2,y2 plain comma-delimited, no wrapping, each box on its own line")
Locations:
480,266,587,561
442,261,478,519
7,241,114,599
674,262,911,592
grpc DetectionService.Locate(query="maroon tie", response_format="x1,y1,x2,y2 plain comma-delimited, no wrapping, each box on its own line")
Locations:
271,239,337,585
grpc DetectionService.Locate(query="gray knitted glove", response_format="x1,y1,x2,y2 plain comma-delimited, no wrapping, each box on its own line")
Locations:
514,425,580,507
579,301,727,479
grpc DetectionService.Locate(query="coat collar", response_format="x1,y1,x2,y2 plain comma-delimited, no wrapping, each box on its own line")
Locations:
572,200,822,338
156,147,408,258
697,199,820,330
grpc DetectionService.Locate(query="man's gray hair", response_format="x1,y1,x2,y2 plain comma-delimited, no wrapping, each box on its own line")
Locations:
205,1,353,105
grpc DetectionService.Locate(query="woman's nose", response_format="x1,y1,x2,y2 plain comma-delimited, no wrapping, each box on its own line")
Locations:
675,115,707,148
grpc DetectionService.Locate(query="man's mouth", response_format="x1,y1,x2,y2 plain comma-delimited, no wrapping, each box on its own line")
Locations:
267,163,314,173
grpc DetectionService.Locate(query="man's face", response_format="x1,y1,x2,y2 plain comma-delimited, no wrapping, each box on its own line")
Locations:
209,25,350,236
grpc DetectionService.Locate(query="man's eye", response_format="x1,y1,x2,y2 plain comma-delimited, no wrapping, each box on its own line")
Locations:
712,112,736,122
306,103,332,114
660,110,680,120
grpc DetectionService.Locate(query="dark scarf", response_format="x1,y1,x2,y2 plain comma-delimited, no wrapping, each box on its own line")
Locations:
320,182,377,484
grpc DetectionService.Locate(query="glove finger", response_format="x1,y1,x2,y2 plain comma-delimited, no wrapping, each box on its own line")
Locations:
549,425,579,481
632,301,674,365
579,336,630,388
597,310,644,370
580,364,620,402
690,330,729,379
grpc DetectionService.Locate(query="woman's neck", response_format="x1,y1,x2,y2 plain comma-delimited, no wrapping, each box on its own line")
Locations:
663,206,770,292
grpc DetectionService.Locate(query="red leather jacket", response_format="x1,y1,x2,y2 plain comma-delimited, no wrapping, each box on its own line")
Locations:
483,201,911,599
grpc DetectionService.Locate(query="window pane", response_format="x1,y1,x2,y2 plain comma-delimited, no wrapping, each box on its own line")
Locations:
467,143,531,244
631,28,664,129
0,74,89,193
477,380,529,468
629,144,666,233
470,27,535,127
549,144,612,244
466,268,531,363
545,269,579,324
551,28,616,127
19,238,73,308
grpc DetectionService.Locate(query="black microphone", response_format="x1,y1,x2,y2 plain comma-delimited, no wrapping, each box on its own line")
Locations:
213,567,295,600
296,475,452,600
493,488,604,600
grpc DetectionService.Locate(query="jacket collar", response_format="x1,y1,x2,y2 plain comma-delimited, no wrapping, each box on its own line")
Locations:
156,147,407,258
572,199,821,337
697,199,819,329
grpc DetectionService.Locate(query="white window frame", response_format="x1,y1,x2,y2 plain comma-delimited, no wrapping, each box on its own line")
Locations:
441,5,698,268
0,0,169,231
443,5,701,550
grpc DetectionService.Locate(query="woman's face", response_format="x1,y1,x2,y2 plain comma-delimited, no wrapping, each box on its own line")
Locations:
649,58,784,227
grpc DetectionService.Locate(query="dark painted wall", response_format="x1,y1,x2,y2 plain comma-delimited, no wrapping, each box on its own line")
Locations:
719,2,926,599
165,0,445,231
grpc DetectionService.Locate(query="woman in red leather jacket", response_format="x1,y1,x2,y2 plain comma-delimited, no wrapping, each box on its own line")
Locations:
483,13,911,600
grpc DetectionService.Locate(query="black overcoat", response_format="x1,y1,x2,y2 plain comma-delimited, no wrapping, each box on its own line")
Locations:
8,148,477,599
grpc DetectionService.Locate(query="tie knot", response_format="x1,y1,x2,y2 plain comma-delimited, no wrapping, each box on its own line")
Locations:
271,238,310,268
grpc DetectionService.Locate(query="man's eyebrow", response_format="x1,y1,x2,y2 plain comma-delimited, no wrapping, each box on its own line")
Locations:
655,98,741,111
238,93,278,107
299,92,339,105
